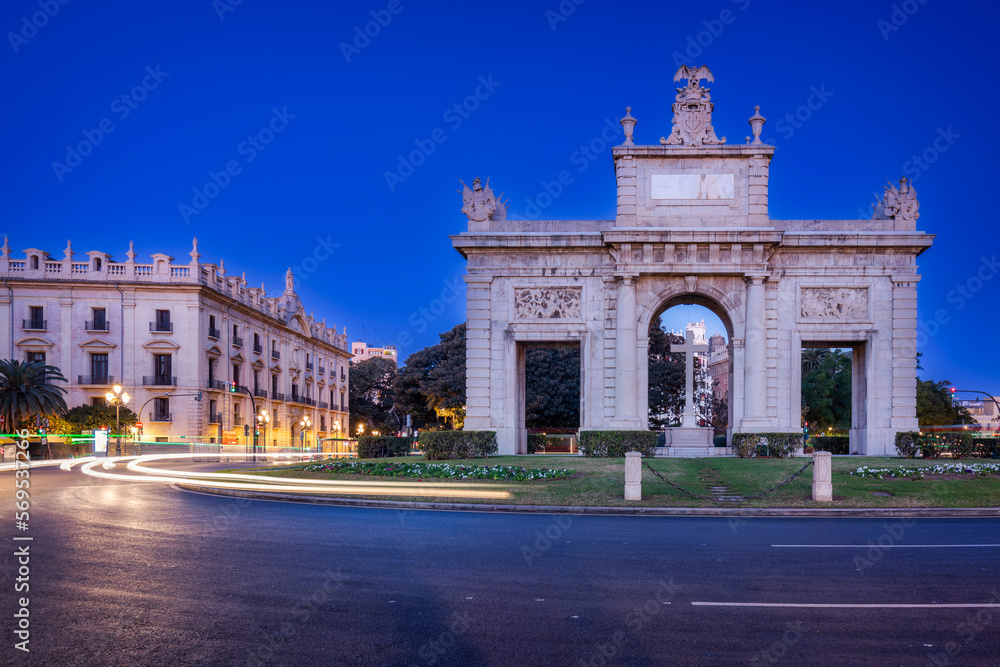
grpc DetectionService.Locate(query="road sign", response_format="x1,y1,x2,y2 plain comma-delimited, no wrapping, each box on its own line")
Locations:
244,424,250,437
137,422,144,429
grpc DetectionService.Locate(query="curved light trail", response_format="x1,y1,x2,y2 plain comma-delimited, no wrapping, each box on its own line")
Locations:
73,452,513,500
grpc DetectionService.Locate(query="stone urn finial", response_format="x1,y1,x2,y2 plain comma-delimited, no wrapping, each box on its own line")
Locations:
620,107,637,146
748,105,766,146
126,240,137,262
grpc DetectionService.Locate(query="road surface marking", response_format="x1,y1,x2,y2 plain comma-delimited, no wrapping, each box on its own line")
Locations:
692,602,1000,608
772,544,1000,548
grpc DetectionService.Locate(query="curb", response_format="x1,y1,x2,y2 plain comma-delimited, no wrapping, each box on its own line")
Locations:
176,484,1000,517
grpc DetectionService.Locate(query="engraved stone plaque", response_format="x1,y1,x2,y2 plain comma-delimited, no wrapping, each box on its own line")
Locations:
800,288,868,320
650,173,734,200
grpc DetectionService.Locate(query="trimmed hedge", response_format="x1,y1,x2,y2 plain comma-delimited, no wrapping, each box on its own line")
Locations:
527,434,546,455
811,436,849,456
356,435,413,459
713,435,728,447
895,432,996,459
579,431,657,458
418,431,498,460
732,433,803,458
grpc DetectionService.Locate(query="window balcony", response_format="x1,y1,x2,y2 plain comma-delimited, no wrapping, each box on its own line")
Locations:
318,366,325,375
272,419,282,428
302,397,316,407
207,379,228,390
84,320,109,332
150,322,173,332
208,413,222,424
78,375,114,386
273,392,286,401
208,326,221,339
143,375,177,386
149,411,172,423
233,335,243,347
23,319,47,331
318,401,329,410
234,415,244,426
271,349,280,360
305,361,314,370
253,389,268,398
253,343,263,354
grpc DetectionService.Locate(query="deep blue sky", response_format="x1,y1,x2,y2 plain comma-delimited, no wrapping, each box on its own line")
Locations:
3,0,998,391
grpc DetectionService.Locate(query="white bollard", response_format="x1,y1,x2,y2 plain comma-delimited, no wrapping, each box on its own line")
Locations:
812,451,832,502
625,451,642,501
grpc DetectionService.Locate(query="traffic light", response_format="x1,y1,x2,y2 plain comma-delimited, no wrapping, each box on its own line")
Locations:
229,381,237,393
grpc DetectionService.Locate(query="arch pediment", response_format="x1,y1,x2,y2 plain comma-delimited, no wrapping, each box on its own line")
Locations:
231,352,246,363
142,339,181,350
17,336,55,348
78,337,117,349
206,345,223,356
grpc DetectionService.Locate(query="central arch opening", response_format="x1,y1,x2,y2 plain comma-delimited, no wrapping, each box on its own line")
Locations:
647,296,733,444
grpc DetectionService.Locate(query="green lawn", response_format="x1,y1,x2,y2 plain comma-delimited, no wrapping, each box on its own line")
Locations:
232,455,1000,508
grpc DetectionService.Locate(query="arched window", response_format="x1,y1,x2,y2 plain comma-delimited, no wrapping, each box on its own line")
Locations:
94,257,102,271
30,256,39,269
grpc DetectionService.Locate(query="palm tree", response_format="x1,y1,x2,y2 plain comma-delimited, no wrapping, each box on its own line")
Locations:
0,360,69,438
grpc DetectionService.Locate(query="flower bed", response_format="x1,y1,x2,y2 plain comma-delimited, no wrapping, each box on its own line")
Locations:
303,460,573,481
849,463,1000,480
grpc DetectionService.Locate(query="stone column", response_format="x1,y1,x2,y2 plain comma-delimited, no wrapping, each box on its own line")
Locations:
612,275,640,429
743,276,768,426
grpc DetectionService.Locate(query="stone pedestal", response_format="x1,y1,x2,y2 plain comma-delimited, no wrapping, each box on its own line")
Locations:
624,451,642,501
812,451,832,502
663,428,713,446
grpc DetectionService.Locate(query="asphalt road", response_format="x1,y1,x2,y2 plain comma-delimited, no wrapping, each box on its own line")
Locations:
3,463,1000,666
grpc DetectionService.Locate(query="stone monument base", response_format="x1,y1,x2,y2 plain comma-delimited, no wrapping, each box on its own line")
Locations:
655,427,728,457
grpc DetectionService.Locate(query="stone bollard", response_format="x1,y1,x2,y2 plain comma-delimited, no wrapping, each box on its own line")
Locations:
625,451,642,501
812,451,832,502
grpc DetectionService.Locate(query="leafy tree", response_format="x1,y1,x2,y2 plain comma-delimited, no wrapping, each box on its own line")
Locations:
916,379,974,426
349,356,398,435
0,360,68,431
63,404,138,435
801,348,852,429
524,347,580,428
709,390,728,432
647,324,687,429
395,324,467,430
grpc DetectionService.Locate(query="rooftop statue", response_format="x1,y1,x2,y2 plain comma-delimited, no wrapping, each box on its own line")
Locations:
661,64,726,146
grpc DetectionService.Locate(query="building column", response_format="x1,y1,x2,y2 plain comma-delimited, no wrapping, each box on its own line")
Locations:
742,276,768,426
612,275,641,429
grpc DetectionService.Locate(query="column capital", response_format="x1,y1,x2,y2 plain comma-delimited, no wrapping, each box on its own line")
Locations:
464,274,492,286
743,274,768,286
614,273,638,285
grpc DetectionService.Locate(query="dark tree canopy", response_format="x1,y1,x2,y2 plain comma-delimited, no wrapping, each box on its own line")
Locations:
524,347,580,428
0,360,68,428
395,324,467,429
916,379,974,426
348,356,398,435
63,404,138,435
800,348,852,429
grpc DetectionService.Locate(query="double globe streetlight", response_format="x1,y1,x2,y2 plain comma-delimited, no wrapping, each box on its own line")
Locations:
254,409,270,462
105,384,130,456
299,415,312,453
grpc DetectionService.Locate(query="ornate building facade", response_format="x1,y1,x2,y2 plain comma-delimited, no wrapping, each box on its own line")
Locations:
0,238,351,449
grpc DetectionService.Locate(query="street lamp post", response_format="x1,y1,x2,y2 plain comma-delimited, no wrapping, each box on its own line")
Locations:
299,415,312,453
105,384,131,456
255,409,270,462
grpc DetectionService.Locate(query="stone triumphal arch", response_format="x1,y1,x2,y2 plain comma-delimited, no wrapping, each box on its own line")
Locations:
452,66,932,456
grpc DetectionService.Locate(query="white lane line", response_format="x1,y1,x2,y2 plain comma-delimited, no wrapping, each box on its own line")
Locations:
693,602,1000,609
772,544,1000,548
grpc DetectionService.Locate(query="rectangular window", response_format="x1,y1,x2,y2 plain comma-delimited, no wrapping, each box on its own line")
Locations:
154,354,172,383
91,307,107,330
91,397,103,407
156,309,171,328
233,364,240,386
28,306,44,330
292,383,299,400
26,351,45,364
91,353,109,384
208,358,216,384
153,397,170,421
271,375,278,397
233,324,239,337
253,370,260,393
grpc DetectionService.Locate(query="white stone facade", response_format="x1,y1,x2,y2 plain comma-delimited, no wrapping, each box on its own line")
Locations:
453,66,932,456
0,238,351,449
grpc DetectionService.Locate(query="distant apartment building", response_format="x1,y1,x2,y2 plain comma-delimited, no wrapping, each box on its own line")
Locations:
350,341,397,366
955,396,999,434
0,238,351,448
707,332,730,400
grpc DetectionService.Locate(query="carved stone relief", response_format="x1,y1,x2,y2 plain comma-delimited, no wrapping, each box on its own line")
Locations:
800,287,868,319
514,287,582,319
